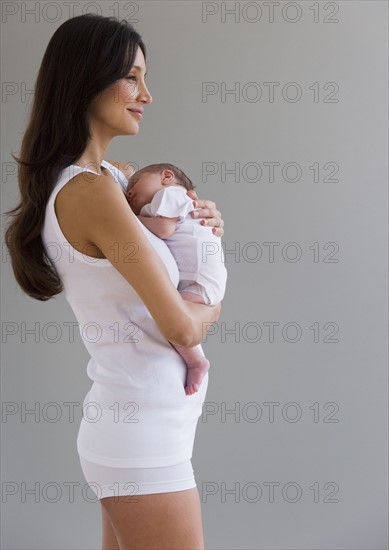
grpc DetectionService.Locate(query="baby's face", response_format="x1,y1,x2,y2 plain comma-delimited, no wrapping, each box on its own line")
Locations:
126,171,164,215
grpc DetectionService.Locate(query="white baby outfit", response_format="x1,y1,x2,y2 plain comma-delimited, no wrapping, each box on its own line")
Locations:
139,185,227,306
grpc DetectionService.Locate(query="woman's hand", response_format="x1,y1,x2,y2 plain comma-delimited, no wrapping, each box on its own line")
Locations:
183,300,222,344
187,190,224,237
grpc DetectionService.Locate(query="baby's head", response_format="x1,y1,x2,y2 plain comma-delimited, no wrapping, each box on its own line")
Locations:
126,163,195,215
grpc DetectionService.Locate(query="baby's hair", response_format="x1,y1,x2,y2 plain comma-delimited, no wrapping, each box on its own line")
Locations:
128,163,196,192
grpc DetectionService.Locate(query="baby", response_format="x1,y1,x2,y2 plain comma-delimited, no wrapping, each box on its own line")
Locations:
125,163,227,396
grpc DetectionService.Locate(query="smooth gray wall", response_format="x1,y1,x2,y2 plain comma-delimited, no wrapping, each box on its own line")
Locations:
1,1,387,549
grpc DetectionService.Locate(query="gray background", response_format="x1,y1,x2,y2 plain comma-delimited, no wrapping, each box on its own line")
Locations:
1,1,388,548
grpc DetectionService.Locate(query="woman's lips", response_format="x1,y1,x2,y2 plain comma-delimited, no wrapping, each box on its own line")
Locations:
127,109,143,119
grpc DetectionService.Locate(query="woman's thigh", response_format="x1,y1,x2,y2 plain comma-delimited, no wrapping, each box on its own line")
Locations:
101,487,204,550
101,503,120,550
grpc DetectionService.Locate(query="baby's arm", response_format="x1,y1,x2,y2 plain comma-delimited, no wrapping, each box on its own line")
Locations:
137,214,178,239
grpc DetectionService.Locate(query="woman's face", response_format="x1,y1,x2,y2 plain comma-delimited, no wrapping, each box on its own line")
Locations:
88,46,152,138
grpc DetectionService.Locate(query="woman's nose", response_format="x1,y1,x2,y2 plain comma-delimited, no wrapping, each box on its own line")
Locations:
139,83,152,104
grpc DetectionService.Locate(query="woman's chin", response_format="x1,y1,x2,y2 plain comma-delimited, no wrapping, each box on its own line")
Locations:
128,121,140,134
119,123,140,137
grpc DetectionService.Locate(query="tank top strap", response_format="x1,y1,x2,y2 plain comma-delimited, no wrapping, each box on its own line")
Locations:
52,160,129,194
102,160,130,191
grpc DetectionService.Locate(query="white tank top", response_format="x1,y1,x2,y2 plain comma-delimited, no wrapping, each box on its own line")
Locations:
41,160,209,467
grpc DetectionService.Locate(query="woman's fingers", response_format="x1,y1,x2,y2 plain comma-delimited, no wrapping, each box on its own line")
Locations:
186,190,198,200
196,211,223,225
213,226,224,237
193,200,216,211
192,207,222,222
198,213,225,236
186,191,224,236
186,190,215,213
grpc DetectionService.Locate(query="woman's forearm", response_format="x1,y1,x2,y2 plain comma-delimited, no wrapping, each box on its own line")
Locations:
176,300,221,347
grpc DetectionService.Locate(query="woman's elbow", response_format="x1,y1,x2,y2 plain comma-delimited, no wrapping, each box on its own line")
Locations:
168,320,200,347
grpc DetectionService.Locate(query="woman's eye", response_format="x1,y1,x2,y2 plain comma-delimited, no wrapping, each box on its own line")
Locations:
126,76,136,81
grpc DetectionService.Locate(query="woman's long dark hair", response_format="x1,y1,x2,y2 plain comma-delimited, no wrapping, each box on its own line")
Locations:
3,14,146,301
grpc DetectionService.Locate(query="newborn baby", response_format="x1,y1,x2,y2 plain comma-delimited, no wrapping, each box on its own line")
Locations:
126,163,227,396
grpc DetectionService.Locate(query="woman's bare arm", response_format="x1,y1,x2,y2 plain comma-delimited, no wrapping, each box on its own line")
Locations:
76,172,221,347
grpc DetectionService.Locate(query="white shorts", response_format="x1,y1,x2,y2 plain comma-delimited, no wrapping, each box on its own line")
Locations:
79,456,197,500
178,279,212,305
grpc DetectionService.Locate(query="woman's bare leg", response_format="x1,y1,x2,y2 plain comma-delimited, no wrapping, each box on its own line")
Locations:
101,503,120,550
100,487,204,550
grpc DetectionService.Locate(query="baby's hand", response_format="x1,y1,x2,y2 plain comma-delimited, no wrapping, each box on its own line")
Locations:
186,190,224,237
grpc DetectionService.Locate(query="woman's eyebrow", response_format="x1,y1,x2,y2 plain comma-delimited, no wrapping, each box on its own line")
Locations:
132,65,147,76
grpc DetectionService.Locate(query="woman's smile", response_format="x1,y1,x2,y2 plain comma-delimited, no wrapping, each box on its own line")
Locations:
127,108,143,119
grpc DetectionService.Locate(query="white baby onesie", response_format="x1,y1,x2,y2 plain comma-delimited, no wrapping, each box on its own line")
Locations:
139,186,227,305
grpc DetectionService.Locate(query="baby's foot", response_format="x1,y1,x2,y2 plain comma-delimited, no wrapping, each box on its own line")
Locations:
185,357,210,396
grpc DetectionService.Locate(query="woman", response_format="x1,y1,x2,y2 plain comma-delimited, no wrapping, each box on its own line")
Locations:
4,14,225,550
